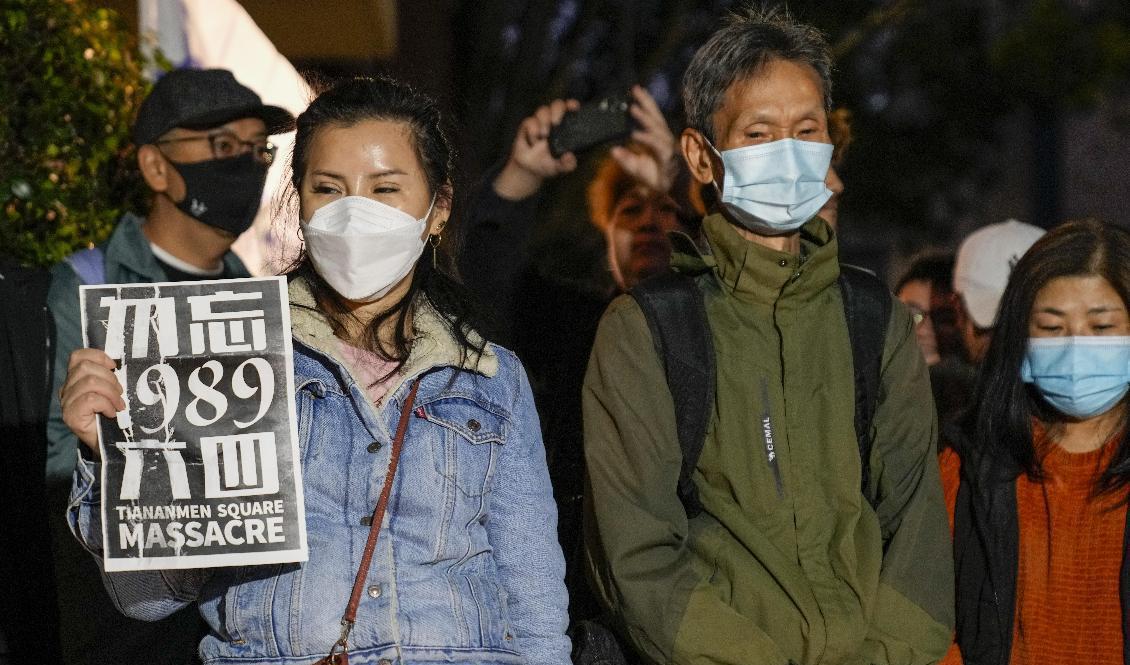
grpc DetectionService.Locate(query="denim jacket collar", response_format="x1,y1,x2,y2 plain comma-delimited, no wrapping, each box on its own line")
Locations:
288,275,499,401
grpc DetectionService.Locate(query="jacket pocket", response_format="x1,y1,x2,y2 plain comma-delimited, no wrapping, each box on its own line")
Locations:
421,397,508,497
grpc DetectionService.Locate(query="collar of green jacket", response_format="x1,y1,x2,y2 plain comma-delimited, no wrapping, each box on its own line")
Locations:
103,212,248,280
287,274,498,398
672,212,840,305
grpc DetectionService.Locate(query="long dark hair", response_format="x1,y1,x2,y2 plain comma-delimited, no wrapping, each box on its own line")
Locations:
283,76,489,376
968,218,1130,496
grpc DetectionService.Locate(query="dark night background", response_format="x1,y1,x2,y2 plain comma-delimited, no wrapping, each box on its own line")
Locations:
72,0,1130,283
298,0,1130,283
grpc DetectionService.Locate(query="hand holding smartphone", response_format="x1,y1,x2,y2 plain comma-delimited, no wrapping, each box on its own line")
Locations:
548,93,633,158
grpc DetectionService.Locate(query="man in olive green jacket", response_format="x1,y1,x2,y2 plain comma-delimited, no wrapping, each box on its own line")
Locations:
582,10,953,665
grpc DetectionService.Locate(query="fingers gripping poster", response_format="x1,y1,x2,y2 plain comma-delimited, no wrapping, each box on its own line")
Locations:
80,277,307,571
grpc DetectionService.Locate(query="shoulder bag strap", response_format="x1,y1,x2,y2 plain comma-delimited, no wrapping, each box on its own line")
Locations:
319,377,422,665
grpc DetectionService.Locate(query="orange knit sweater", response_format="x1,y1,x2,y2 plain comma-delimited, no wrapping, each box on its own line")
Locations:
939,436,1127,665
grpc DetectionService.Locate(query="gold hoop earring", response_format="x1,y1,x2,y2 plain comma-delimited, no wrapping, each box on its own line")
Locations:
429,234,442,269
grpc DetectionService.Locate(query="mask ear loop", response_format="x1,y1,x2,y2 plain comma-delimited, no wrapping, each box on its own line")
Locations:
703,137,725,198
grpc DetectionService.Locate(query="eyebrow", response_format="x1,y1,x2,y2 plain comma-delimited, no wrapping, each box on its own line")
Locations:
206,128,268,139
743,108,825,124
310,169,408,180
1036,305,1126,316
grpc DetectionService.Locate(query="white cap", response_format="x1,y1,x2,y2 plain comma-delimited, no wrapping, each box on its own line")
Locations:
953,219,1046,329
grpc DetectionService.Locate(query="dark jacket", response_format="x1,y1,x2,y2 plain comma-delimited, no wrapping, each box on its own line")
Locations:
458,178,609,620
950,431,1130,665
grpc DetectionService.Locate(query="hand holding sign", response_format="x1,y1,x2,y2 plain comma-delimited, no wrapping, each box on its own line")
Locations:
60,348,126,455
78,277,306,571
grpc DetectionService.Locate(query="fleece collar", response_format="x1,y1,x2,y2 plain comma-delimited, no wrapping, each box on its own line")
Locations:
288,275,498,396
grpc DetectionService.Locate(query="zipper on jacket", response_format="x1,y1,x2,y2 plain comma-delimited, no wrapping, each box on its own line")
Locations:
759,377,785,498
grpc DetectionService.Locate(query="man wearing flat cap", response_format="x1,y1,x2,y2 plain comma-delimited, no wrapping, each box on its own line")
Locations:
44,68,294,664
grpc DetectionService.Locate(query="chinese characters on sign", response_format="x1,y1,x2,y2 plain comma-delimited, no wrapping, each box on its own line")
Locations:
80,278,306,571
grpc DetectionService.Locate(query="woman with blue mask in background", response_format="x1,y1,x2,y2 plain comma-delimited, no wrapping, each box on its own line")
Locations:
58,76,570,665
940,218,1130,665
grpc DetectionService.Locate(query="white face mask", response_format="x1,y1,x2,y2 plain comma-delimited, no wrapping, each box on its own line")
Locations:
300,195,435,302
710,138,834,236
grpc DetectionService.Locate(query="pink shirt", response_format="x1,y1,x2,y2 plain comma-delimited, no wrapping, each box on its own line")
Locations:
336,338,398,406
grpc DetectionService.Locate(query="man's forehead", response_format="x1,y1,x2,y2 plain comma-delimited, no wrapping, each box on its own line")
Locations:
718,60,825,112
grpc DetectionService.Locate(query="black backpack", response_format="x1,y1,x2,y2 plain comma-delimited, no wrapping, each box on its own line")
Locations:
629,263,892,516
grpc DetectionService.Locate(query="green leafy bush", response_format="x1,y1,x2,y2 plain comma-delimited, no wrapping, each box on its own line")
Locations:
1,0,155,267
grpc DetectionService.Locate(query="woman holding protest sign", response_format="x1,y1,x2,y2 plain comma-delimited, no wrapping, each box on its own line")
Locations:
59,76,570,665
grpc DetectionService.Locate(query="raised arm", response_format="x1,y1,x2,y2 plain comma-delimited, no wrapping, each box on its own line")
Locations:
458,99,578,343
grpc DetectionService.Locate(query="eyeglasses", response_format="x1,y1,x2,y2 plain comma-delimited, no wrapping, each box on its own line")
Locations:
155,130,277,165
908,305,930,327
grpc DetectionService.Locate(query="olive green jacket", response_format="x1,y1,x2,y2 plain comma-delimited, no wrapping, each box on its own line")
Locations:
582,214,953,665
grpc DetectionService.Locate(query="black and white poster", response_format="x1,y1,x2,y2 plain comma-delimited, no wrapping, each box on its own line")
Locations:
80,277,307,571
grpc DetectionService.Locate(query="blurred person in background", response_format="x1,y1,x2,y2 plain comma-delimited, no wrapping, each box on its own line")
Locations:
897,253,974,439
458,85,693,619
942,219,1130,665
951,219,1046,365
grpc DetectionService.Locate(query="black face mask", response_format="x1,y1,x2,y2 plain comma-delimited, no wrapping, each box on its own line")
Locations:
169,153,269,236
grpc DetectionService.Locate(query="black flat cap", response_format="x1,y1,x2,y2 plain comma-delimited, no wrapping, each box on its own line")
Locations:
132,68,296,145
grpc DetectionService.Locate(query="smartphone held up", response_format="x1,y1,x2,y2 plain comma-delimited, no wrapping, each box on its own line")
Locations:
548,93,633,158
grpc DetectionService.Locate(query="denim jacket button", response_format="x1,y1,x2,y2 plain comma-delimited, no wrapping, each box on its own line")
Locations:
367,584,382,598
467,419,481,432
360,515,372,526
378,659,393,665
366,441,381,453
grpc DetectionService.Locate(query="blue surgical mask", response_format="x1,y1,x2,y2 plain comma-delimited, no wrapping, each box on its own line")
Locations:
709,138,834,236
1021,336,1130,419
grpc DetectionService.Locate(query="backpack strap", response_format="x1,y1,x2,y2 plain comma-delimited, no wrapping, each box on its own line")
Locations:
64,247,106,286
837,264,892,502
629,271,715,518
630,263,892,519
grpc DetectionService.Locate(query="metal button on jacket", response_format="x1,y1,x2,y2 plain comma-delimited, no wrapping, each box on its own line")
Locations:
466,419,481,432
367,584,382,599
366,441,381,453
360,515,372,526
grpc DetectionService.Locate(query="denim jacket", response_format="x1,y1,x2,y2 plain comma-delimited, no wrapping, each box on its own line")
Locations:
68,276,571,665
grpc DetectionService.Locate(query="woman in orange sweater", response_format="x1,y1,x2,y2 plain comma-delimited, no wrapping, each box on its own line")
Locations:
942,218,1130,665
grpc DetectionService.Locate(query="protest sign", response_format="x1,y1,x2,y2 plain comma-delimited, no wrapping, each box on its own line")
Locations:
80,277,307,571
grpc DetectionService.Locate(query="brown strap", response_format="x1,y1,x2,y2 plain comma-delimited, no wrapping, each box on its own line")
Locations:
329,377,421,657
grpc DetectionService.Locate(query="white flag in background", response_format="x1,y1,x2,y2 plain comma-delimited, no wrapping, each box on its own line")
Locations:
138,0,311,275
